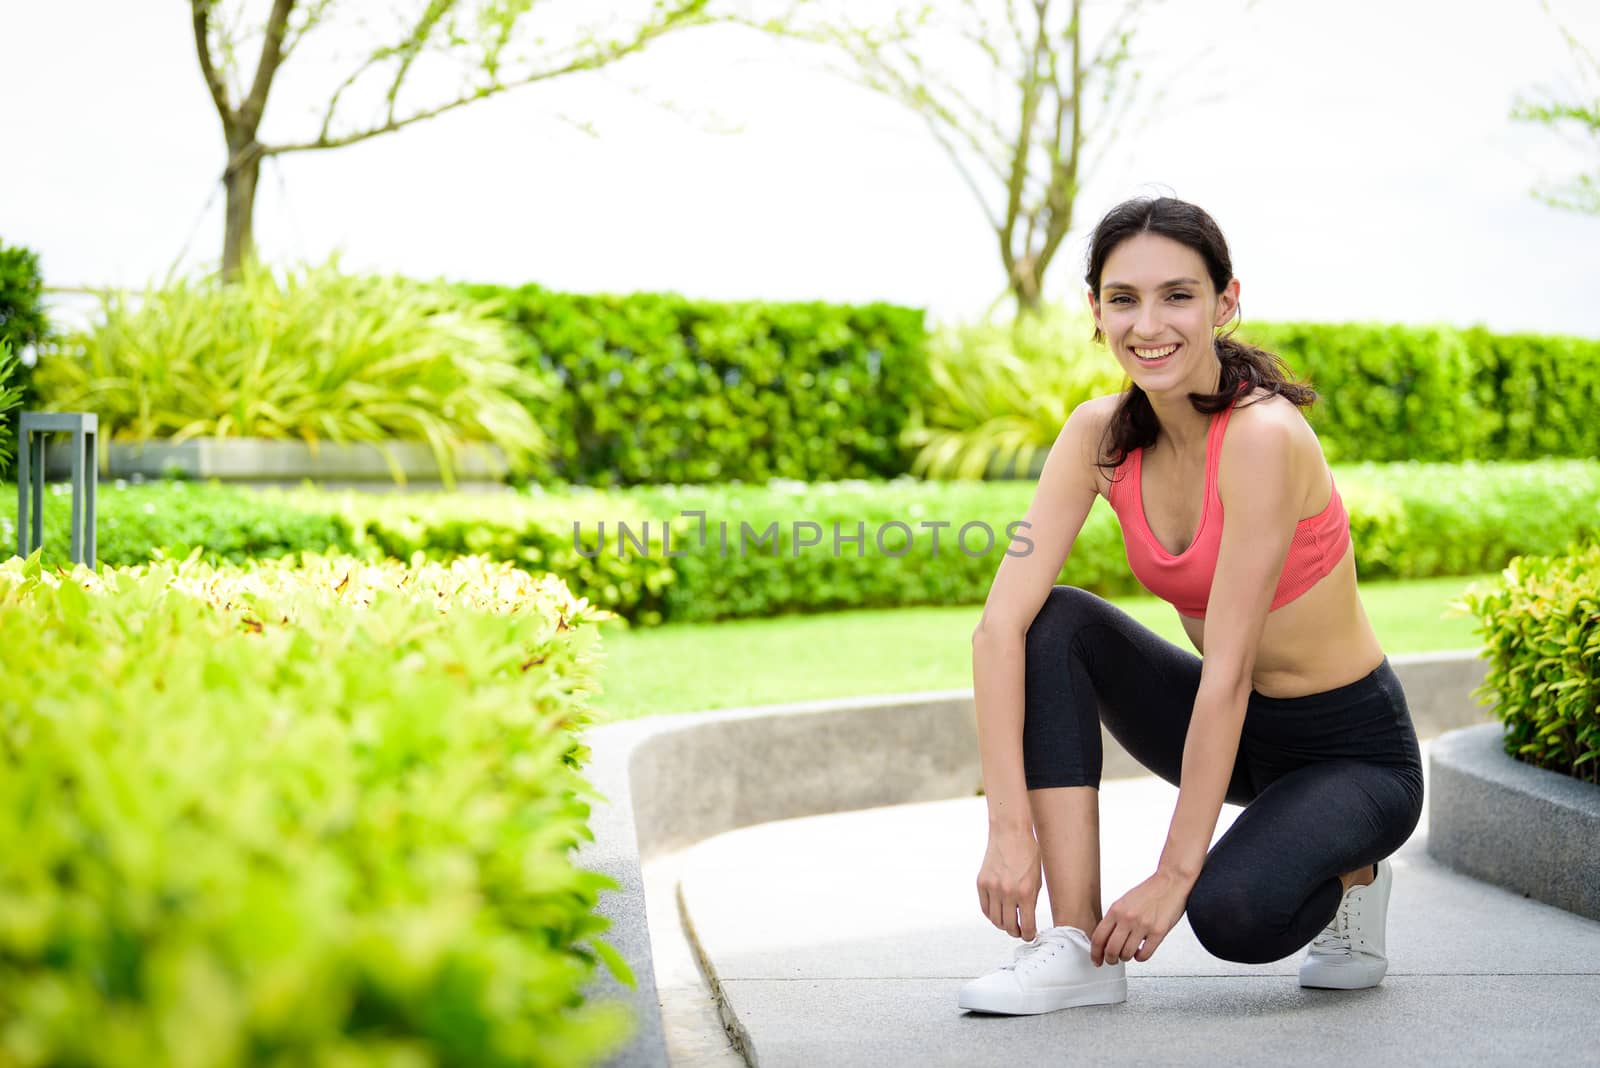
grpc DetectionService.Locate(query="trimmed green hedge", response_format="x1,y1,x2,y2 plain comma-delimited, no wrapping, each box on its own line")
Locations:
464,284,931,487
0,341,22,473
7,461,1596,626
0,550,632,1066
1454,544,1600,783
0,478,352,566
1237,321,1600,462
0,238,50,482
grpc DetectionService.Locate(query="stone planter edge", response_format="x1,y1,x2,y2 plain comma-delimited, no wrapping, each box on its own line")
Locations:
43,436,510,483
1427,721,1600,922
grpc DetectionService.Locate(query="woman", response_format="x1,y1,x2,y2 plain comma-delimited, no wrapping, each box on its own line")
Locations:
957,196,1424,1016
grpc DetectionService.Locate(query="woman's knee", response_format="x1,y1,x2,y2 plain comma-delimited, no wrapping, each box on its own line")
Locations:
1185,869,1290,965
1023,585,1104,659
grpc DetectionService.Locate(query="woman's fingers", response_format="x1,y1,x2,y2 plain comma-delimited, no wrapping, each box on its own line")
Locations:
1003,895,1023,938
982,887,1005,933
1103,924,1138,966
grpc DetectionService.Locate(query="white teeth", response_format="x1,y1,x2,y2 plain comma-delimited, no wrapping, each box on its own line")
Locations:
1134,344,1178,360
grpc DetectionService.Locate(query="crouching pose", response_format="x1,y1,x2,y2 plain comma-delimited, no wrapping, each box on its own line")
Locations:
959,196,1423,1015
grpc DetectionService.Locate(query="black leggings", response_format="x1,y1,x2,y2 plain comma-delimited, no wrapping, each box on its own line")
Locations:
1021,585,1425,964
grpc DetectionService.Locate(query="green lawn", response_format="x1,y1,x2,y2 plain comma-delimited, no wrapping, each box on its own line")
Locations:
589,572,1500,721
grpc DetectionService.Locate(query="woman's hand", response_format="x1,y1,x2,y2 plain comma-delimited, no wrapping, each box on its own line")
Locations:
976,825,1043,940
1090,868,1193,966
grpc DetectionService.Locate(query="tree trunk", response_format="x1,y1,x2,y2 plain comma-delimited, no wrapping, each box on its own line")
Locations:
222,140,262,282
1011,258,1044,317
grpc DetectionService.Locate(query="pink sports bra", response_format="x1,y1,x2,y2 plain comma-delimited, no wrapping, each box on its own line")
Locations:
1106,386,1351,619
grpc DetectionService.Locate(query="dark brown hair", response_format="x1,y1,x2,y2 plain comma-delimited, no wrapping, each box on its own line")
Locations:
1084,196,1317,478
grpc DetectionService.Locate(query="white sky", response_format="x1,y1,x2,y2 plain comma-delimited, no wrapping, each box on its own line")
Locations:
2,0,1598,336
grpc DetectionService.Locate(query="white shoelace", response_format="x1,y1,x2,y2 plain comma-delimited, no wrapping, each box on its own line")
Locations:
1311,887,1360,956
1002,933,1072,973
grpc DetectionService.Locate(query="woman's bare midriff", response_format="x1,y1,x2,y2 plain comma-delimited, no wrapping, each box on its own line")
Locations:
1178,540,1386,699
1088,394,1386,701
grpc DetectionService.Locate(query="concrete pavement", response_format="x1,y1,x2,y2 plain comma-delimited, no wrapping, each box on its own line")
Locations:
668,739,1600,1067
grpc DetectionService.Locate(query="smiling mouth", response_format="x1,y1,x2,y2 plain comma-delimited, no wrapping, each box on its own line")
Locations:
1133,343,1180,362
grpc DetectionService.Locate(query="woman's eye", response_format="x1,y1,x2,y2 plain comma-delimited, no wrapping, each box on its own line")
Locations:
1109,296,1132,304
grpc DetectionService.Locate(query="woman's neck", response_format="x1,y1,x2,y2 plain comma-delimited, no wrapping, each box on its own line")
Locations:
1145,365,1225,456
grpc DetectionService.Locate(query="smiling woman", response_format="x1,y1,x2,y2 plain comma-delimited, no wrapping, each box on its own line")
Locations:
959,196,1425,1017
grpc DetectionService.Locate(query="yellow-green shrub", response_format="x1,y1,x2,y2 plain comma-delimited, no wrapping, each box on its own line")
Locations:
1453,543,1600,783
0,550,632,1067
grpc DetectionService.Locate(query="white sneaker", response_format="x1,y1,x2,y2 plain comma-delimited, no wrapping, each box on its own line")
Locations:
1298,858,1393,990
957,925,1128,1015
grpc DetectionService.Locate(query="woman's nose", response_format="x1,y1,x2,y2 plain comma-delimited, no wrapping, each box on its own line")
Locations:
1135,302,1161,338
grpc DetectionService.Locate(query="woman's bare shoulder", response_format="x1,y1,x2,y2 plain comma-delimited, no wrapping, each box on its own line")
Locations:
1073,392,1133,497
1237,386,1321,435
1080,390,1133,427
1226,388,1330,497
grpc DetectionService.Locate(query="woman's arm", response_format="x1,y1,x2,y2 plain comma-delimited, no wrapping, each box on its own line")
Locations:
971,401,1105,826
971,401,1106,938
1164,406,1308,877
971,629,1034,832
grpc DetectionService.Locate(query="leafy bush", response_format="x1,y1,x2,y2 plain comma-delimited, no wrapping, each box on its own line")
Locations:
467,283,930,487
0,480,356,570
1235,321,1600,462
0,239,51,481
10,459,1595,626
1452,544,1600,783
914,316,1600,471
903,303,1126,480
32,258,559,488
1336,459,1600,578
0,341,22,473
0,550,633,1066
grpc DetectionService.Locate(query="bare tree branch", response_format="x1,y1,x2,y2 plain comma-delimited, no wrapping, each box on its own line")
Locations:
191,0,717,279
1001,1,1048,269
280,0,337,62
191,0,235,124
239,0,297,131
1513,0,1600,214
758,0,1167,312
383,1,454,128
268,2,712,157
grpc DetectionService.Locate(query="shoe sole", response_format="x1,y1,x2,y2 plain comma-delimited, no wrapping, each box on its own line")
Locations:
1298,959,1388,990
958,976,1128,1015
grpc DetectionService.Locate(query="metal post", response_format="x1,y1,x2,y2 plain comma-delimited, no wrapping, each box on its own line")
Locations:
29,426,43,552
15,416,28,559
85,422,97,565
70,423,83,564
15,412,99,568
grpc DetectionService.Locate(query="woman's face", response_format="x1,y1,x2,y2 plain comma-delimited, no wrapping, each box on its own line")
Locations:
1087,232,1240,397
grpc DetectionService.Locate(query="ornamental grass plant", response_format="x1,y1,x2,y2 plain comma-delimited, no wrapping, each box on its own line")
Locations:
903,303,1124,480
0,550,632,1067
30,258,557,488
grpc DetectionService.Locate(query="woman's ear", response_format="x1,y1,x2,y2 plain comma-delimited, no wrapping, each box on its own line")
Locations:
1214,279,1241,327
1086,287,1101,331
